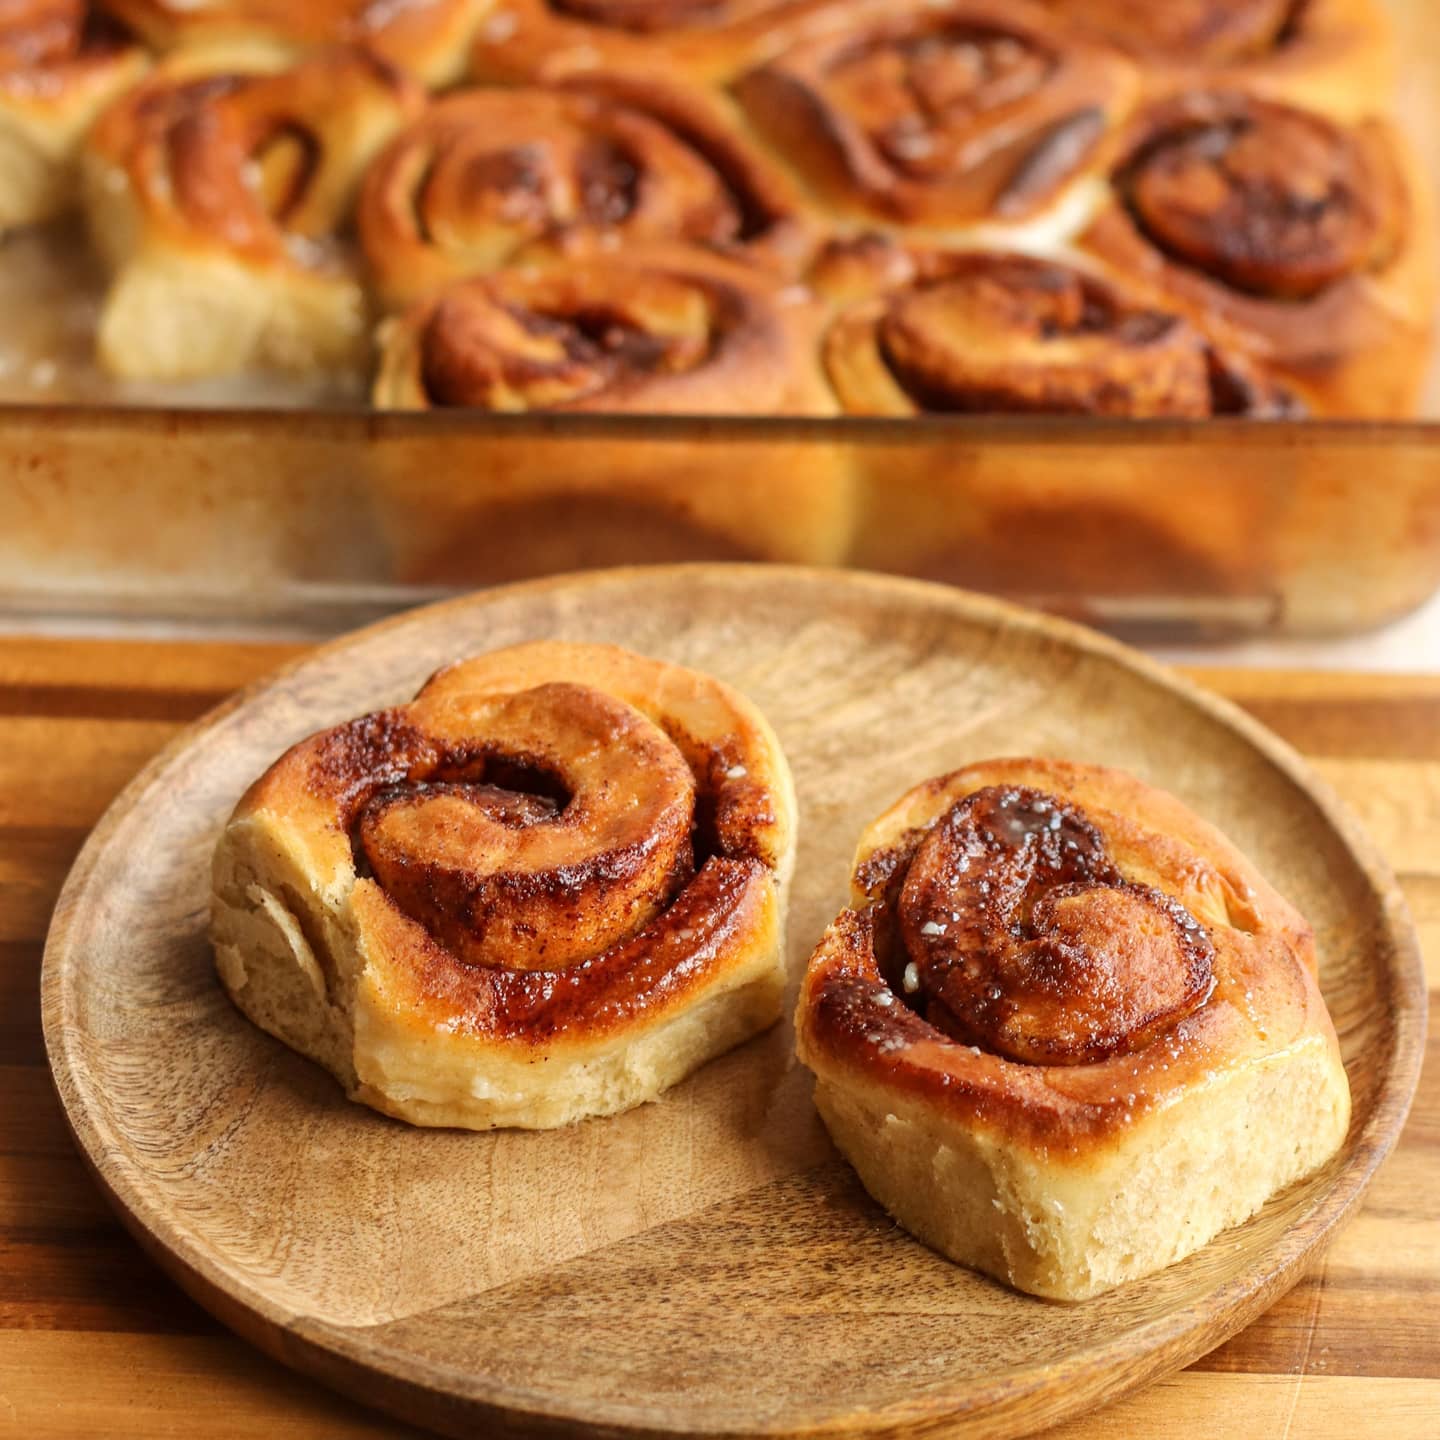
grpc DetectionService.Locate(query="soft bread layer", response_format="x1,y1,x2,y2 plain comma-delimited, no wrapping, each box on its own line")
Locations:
811,1031,1350,1301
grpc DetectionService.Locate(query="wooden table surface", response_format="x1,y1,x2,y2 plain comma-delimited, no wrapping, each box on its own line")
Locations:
2,636,1436,1439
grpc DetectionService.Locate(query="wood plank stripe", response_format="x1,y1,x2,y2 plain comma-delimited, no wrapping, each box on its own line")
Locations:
1045,1372,1440,1438
0,943,43,1067
0,717,180,831
0,1237,220,1335
0,829,84,944
0,1332,422,1438
0,637,300,693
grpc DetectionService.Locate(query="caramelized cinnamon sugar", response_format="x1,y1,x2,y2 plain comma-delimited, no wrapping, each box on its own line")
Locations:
803,759,1319,1151
1120,98,1390,300
896,786,1215,1064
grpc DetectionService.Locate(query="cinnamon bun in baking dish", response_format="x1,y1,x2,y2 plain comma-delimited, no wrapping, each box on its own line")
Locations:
733,0,1136,237
82,48,422,380
211,641,797,1130
372,242,834,413
809,236,1299,417
358,72,812,312
0,2,148,231
1079,91,1437,418
797,758,1351,1299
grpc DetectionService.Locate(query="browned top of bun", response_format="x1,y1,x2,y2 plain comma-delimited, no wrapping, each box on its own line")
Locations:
799,757,1335,1154
233,641,792,1044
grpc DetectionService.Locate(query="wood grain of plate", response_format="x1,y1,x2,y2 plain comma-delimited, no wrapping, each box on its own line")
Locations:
40,567,1426,1440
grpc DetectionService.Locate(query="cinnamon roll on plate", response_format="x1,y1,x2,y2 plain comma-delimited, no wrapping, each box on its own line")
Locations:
211,641,797,1130
1079,91,1438,418
97,0,481,86
798,758,1351,1299
0,2,148,231
1037,0,1395,119
733,0,1136,243
82,48,423,381
358,73,812,312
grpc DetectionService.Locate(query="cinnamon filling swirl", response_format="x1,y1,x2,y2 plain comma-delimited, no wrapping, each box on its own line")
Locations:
417,272,723,407
332,683,698,971
823,249,1299,416
359,79,806,307
1120,103,1388,299
868,786,1216,1064
735,0,1133,225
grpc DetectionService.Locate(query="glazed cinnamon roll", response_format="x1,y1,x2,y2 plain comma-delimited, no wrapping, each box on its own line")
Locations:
1037,0,1394,119
82,49,423,381
798,758,1351,1299
733,0,1136,236
470,0,820,87
358,74,811,312
211,641,797,1130
812,237,1300,417
373,243,835,412
1079,92,1438,417
97,0,481,86
0,2,148,231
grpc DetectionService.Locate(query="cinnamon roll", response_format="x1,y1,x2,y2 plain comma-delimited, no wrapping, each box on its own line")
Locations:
211,641,797,1130
373,243,835,412
1037,0,1394,119
811,237,1300,416
82,49,423,381
0,3,148,231
733,0,1136,236
97,0,482,86
358,74,811,312
1079,92,1438,418
798,758,1351,1299
470,0,821,87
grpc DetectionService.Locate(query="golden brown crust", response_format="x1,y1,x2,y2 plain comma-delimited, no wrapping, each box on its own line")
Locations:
797,757,1334,1156
86,48,423,269
810,235,1301,417
230,640,795,1050
97,0,482,86
372,242,836,412
1079,91,1438,418
358,75,813,311
470,0,826,87
0,3,149,229
733,0,1137,231
1036,0,1395,119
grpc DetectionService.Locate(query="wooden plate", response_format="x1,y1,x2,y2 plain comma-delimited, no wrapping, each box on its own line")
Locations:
41,567,1426,1440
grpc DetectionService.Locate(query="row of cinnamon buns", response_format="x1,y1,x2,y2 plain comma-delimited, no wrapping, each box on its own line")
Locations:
1,0,1432,416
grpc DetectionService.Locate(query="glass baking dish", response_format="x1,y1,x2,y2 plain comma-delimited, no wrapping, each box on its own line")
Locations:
1,406,1436,639
0,0,1436,639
